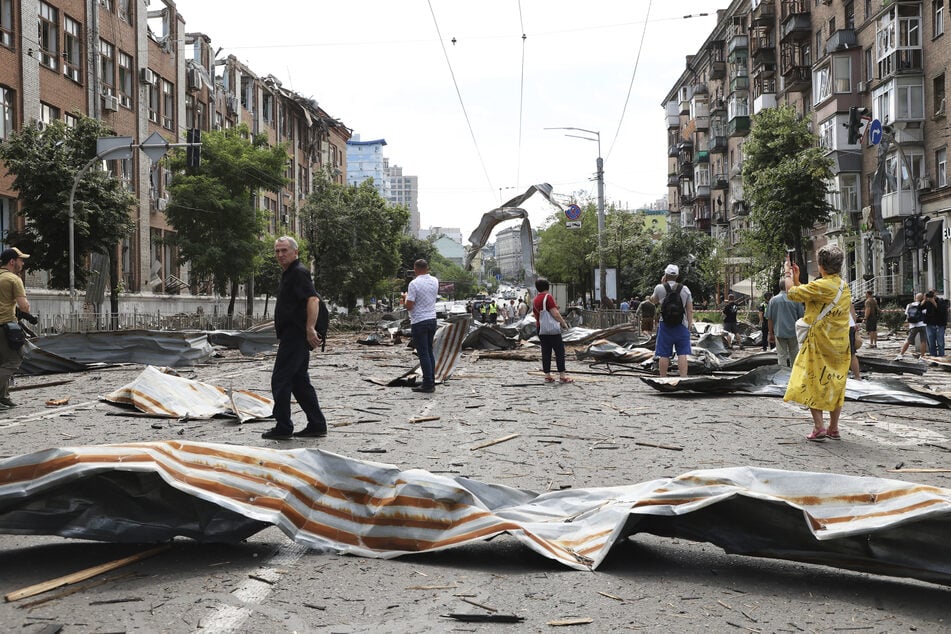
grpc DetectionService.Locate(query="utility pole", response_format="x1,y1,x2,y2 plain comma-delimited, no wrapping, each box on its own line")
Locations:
544,127,606,306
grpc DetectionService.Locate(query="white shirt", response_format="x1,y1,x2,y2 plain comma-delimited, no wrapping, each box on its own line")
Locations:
407,273,439,324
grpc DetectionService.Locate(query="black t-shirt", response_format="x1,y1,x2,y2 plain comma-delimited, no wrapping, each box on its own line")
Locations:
723,302,738,324
274,259,317,340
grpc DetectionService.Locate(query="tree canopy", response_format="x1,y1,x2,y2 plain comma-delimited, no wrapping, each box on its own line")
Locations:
164,124,287,315
300,173,408,311
741,105,834,270
0,117,136,289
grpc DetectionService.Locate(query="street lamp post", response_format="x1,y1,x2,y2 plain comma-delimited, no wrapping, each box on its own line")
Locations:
544,127,606,306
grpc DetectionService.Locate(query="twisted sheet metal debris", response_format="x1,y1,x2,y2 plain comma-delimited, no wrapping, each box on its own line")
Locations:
25,330,214,371
102,366,274,421
2,441,951,584
382,319,468,386
642,366,949,407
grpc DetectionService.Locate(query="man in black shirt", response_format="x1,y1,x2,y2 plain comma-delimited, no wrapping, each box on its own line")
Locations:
261,236,328,440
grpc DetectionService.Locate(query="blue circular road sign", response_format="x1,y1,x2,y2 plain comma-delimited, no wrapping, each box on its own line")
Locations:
868,119,883,145
565,204,582,220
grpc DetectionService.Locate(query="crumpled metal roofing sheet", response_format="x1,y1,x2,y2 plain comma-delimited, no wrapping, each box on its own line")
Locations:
2,441,951,584
102,366,273,421
28,330,213,367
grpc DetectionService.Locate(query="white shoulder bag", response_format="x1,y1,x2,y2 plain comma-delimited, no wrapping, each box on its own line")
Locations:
538,294,563,335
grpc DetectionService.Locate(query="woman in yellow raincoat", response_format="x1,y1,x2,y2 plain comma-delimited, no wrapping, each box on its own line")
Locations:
783,244,851,441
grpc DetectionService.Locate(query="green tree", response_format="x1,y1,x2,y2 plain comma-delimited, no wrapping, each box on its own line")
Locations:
301,173,408,311
600,208,652,300
0,117,137,316
164,124,287,316
632,227,719,304
742,105,835,274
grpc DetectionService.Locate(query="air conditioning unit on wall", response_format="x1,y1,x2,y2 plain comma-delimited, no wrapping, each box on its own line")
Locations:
103,95,119,111
857,81,868,93
157,197,169,211
140,68,158,85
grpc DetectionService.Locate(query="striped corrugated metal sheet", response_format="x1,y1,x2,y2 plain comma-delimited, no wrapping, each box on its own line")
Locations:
2,441,951,582
102,366,274,422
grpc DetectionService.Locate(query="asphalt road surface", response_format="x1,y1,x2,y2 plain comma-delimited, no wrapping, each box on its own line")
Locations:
1,331,950,633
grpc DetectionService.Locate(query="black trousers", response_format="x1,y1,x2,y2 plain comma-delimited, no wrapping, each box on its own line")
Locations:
270,336,326,433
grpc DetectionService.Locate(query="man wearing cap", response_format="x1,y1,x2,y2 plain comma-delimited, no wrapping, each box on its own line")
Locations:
650,264,694,377
0,247,31,408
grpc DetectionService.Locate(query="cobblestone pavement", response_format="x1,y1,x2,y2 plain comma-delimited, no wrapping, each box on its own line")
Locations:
1,332,950,633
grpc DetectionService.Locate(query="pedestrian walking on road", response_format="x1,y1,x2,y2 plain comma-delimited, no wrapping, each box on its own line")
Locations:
406,259,439,393
262,236,328,440
0,247,31,409
863,290,880,348
722,294,740,349
759,293,772,351
895,293,928,360
783,244,851,441
637,297,656,333
650,264,694,378
766,276,804,368
532,278,572,384
923,289,948,357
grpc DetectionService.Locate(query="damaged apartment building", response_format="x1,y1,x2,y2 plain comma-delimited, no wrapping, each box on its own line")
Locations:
664,0,949,301
0,0,350,299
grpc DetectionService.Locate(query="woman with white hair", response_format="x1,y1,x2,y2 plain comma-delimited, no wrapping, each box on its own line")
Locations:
783,244,852,441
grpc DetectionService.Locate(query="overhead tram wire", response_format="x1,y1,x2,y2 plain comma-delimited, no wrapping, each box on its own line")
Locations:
515,0,527,195
426,0,495,198
606,0,653,161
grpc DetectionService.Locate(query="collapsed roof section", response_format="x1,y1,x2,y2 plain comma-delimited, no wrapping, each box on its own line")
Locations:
2,441,951,584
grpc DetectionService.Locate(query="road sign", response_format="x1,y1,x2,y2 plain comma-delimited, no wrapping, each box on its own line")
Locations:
565,221,582,229
868,119,883,145
565,204,582,220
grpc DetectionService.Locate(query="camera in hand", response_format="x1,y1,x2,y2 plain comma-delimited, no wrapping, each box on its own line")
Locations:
15,308,38,324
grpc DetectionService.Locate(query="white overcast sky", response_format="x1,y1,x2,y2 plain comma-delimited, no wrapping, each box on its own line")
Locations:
175,1,719,241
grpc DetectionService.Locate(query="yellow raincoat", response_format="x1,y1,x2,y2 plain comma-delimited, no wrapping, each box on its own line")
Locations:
783,275,851,412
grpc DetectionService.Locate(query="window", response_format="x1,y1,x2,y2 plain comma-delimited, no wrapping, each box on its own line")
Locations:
101,0,114,10
846,2,855,29
829,17,836,36
937,148,947,187
162,79,174,130
40,102,59,127
38,2,59,70
937,0,946,37
816,29,823,54
64,112,78,128
838,174,859,212
99,39,115,95
813,65,832,104
118,0,131,22
262,93,273,124
884,149,923,193
864,47,874,82
897,78,924,119
185,95,194,128
819,118,836,149
0,85,13,141
148,82,158,122
834,56,852,93
935,74,946,115
873,83,892,123
63,16,82,82
118,51,133,108
865,0,872,22
1,0,13,48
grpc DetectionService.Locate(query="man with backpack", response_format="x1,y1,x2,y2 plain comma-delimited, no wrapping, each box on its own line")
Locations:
261,236,329,440
895,292,928,360
650,264,694,377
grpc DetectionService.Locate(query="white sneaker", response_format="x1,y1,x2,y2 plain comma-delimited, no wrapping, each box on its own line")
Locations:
893,355,903,361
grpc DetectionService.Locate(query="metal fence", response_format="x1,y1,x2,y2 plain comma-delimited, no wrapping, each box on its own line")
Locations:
29,311,271,334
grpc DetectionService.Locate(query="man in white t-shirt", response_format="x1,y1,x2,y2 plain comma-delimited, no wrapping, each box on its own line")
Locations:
405,259,440,393
896,292,928,360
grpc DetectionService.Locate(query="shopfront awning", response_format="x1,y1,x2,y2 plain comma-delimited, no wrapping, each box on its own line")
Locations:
884,228,905,259
730,276,762,298
925,219,944,249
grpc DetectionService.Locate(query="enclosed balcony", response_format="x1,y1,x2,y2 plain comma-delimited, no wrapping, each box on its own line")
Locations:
713,173,729,189
730,72,750,94
708,135,728,154
728,116,751,136
710,60,727,80
780,0,810,42
694,150,710,164
753,92,777,113
668,144,679,157
667,173,679,187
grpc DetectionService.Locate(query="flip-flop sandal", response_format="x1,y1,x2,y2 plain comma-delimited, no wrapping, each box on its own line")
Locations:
559,377,575,384
544,376,556,383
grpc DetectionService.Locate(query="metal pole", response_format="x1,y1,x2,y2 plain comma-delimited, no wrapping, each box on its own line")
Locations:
596,155,606,306
68,155,103,313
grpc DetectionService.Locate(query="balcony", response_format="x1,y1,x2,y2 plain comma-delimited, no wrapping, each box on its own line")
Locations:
880,191,917,220
710,60,726,80
708,136,728,153
696,185,711,198
752,1,776,25
753,92,777,113
710,97,726,113
667,173,679,187
713,173,729,189
668,144,679,157
730,74,750,93
667,113,680,129
694,150,710,163
781,65,811,92
825,29,856,54
753,61,776,78
879,49,924,78
780,11,812,42
751,34,775,60
729,116,751,136
680,99,690,114
728,34,748,56
679,162,695,178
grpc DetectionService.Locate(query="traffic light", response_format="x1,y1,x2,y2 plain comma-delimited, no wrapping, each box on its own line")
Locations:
186,128,201,170
918,215,930,248
903,215,918,249
845,107,869,145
